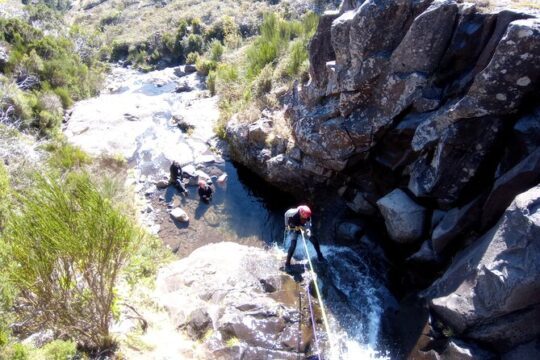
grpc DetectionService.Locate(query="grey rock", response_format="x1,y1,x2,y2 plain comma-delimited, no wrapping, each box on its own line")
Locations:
170,207,189,222
498,107,540,176
413,18,540,150
157,242,312,357
428,185,540,349
407,240,441,264
247,119,272,145
409,117,503,207
175,82,193,93
155,179,170,189
308,11,339,88
465,304,540,352
431,210,447,231
182,308,211,339
375,112,428,171
390,0,458,74
343,0,413,92
184,64,197,73
173,66,186,77
482,147,540,230
440,339,496,360
346,191,376,215
336,221,364,241
502,338,540,360
431,194,484,254
377,189,426,243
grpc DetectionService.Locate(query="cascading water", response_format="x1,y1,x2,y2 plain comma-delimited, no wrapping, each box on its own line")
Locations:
65,66,396,359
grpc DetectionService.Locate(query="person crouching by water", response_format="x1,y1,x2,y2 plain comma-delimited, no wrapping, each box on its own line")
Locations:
198,179,213,203
284,205,326,270
169,160,189,196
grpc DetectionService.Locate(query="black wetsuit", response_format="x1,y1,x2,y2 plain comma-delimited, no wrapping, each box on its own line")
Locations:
170,162,187,194
198,184,213,202
285,209,324,266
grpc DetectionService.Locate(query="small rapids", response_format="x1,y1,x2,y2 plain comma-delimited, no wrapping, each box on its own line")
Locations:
65,66,396,359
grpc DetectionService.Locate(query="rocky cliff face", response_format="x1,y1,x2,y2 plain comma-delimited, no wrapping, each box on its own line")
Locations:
225,0,540,358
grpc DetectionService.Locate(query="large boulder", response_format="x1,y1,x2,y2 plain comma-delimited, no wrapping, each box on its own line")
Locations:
409,117,503,207
427,185,540,350
481,147,540,230
376,189,426,243
431,194,485,254
156,242,315,359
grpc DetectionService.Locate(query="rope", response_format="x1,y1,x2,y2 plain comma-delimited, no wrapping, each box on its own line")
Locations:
304,275,321,355
300,231,336,359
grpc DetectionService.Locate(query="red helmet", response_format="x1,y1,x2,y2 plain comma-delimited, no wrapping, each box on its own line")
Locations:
298,205,311,218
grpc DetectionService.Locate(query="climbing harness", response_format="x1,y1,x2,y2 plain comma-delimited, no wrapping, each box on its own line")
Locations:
300,230,336,359
287,225,304,232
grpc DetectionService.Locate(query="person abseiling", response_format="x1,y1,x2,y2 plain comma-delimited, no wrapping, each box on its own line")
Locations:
198,179,213,203
284,205,325,269
169,160,189,195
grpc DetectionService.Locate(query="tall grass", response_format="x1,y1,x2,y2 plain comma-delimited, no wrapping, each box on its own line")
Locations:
2,171,143,352
212,12,319,137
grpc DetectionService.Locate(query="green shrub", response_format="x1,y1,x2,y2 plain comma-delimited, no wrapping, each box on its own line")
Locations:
53,87,72,108
41,340,77,360
252,64,273,97
195,58,217,76
2,172,143,351
110,41,130,62
0,162,9,230
44,140,92,171
208,40,224,62
2,343,31,360
207,70,216,96
186,51,200,65
182,34,204,55
124,234,174,287
190,17,203,35
284,39,308,77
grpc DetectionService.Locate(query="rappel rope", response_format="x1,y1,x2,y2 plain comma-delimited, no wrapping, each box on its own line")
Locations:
300,230,337,359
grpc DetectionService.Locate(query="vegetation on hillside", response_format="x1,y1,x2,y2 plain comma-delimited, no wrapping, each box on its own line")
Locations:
207,12,319,137
0,1,104,137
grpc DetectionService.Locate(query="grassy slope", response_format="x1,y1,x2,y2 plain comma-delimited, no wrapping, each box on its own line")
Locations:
68,0,315,43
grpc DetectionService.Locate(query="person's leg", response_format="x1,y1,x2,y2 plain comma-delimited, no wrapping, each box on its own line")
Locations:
285,232,298,266
175,179,187,193
308,236,325,261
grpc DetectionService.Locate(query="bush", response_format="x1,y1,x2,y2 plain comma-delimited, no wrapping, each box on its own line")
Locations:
1,343,30,360
195,58,217,76
110,41,130,62
44,140,92,171
2,172,143,351
208,40,224,62
41,340,77,359
284,39,308,78
186,51,199,65
190,17,203,34
207,70,216,96
182,34,204,55
252,64,273,97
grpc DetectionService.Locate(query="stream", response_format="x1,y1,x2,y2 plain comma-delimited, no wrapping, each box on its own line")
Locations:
64,66,396,360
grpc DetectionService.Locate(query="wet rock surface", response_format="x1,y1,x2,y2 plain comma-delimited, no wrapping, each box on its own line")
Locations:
156,242,316,359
